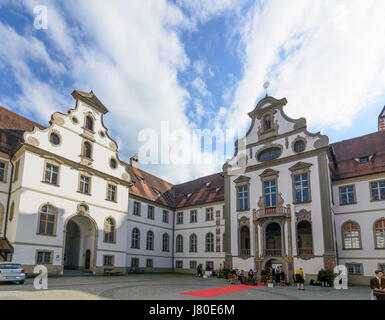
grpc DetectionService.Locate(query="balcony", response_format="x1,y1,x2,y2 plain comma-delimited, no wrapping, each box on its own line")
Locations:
298,247,313,256
253,205,291,222
265,249,281,256
240,249,250,257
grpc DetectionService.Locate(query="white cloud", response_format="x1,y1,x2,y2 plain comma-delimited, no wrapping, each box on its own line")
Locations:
225,0,385,133
191,77,210,97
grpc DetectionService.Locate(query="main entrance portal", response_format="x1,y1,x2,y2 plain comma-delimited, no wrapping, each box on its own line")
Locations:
64,215,96,271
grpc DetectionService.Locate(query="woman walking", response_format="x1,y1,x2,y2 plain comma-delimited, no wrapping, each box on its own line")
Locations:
295,268,305,290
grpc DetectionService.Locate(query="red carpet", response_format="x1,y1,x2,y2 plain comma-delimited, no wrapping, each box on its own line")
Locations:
180,283,265,298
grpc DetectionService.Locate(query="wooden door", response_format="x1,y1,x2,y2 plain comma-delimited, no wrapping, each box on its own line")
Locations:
85,250,91,269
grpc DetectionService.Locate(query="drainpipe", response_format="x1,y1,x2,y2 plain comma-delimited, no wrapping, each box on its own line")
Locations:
171,210,175,273
4,153,14,238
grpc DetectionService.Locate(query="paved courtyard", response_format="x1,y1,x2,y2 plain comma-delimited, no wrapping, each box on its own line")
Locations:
0,273,371,300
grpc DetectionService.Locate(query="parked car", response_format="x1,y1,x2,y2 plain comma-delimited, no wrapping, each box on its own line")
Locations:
0,262,25,284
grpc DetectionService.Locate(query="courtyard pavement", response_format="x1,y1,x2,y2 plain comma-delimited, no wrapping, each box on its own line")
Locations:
0,273,371,300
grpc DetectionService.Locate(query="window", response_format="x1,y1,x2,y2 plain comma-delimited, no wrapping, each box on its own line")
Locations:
133,202,141,216
83,141,92,159
13,160,20,182
190,261,197,269
0,161,5,182
176,235,183,253
371,180,385,201
9,202,14,221
104,218,116,243
237,185,249,210
264,179,277,207
206,233,214,252
346,263,362,274
176,212,183,225
294,173,310,203
146,259,153,268
339,185,355,205
146,230,154,250
45,163,58,185
343,222,361,249
107,184,116,202
257,148,281,162
379,264,385,274
375,219,385,248
86,116,94,131
359,157,369,164
190,210,197,223
147,206,154,220
104,255,114,266
162,233,169,252
38,205,56,236
37,251,52,264
131,258,139,268
293,140,306,153
110,158,117,169
79,175,91,194
206,207,214,221
131,228,140,249
190,234,197,252
162,210,169,223
50,133,60,145
176,261,183,269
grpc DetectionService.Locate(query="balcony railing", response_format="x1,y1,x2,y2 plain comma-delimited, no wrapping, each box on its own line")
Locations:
265,249,281,256
240,249,250,256
253,205,291,221
298,247,313,255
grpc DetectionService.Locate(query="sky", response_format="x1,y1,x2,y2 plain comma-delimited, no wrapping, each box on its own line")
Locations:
0,0,384,184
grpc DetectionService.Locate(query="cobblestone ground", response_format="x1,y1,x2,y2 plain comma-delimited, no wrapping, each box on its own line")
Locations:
0,273,371,300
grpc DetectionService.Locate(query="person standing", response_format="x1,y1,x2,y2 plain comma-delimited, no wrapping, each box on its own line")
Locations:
295,268,305,290
370,270,385,300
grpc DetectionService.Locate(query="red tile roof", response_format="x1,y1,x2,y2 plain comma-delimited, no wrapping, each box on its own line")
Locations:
331,131,385,180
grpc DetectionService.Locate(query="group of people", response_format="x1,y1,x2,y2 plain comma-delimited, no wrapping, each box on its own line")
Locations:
227,269,257,285
261,266,286,286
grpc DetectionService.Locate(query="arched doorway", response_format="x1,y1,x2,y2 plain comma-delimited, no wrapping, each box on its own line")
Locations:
63,215,97,272
265,222,281,256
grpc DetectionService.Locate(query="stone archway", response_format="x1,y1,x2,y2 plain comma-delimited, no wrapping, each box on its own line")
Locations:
63,214,97,273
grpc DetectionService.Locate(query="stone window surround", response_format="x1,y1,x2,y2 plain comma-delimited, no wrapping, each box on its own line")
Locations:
338,184,357,206
176,212,184,225
77,170,93,195
190,210,197,223
373,218,385,249
48,129,62,147
0,160,9,184
131,227,140,249
106,180,118,203
369,179,385,202
13,160,20,182
162,233,169,252
234,175,250,212
259,169,279,208
176,234,183,253
205,207,214,221
341,220,363,250
35,249,54,265
295,218,314,258
103,255,114,266
189,233,197,252
42,157,62,187
83,112,96,134
9,201,15,222
146,230,154,250
291,136,307,154
205,232,214,252
289,162,312,204
345,262,363,275
103,216,116,244
147,205,155,220
146,258,153,268
162,210,169,223
81,139,94,161
133,201,141,216
36,203,58,237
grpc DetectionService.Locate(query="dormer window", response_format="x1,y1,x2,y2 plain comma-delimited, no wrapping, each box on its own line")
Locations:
359,157,369,164
136,175,144,183
86,116,94,131
153,188,161,196
203,181,211,188
186,193,192,199
211,187,221,193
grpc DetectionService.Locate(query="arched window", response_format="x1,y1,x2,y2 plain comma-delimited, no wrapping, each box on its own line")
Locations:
162,233,169,252
263,114,271,131
190,234,197,252
146,230,154,250
86,116,94,131
83,141,92,159
50,133,60,145
297,221,313,255
375,219,385,248
342,221,361,249
206,232,214,252
176,235,183,253
104,217,116,243
9,202,15,222
38,204,56,236
131,228,140,249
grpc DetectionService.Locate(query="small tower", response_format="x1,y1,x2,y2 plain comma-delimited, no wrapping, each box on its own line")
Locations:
379,105,385,132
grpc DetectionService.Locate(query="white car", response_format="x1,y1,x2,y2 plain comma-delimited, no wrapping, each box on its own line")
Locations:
0,262,25,284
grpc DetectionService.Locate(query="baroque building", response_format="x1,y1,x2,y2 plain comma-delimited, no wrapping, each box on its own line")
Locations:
0,90,384,285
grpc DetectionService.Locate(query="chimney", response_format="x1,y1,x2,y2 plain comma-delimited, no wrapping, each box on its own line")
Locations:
379,106,385,132
130,155,138,168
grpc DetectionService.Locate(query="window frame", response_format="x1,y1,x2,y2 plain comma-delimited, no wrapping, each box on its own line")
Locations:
146,230,154,250
131,228,140,249
0,160,9,183
342,221,362,250
189,233,197,253
176,212,183,225
176,235,184,253
103,255,114,266
338,185,356,206
78,172,92,195
205,232,214,252
369,180,385,202
205,207,214,221
106,182,118,202
35,250,53,265
37,203,57,237
147,205,155,220
133,201,141,216
374,218,385,249
103,217,116,243
42,159,61,186
190,210,197,223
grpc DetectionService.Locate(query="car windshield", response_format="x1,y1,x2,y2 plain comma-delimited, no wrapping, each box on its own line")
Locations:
0,264,21,269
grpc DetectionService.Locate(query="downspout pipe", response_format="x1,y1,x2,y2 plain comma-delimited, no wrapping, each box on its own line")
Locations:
3,153,14,238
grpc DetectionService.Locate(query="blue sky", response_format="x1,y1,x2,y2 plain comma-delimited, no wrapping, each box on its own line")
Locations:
0,0,384,183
